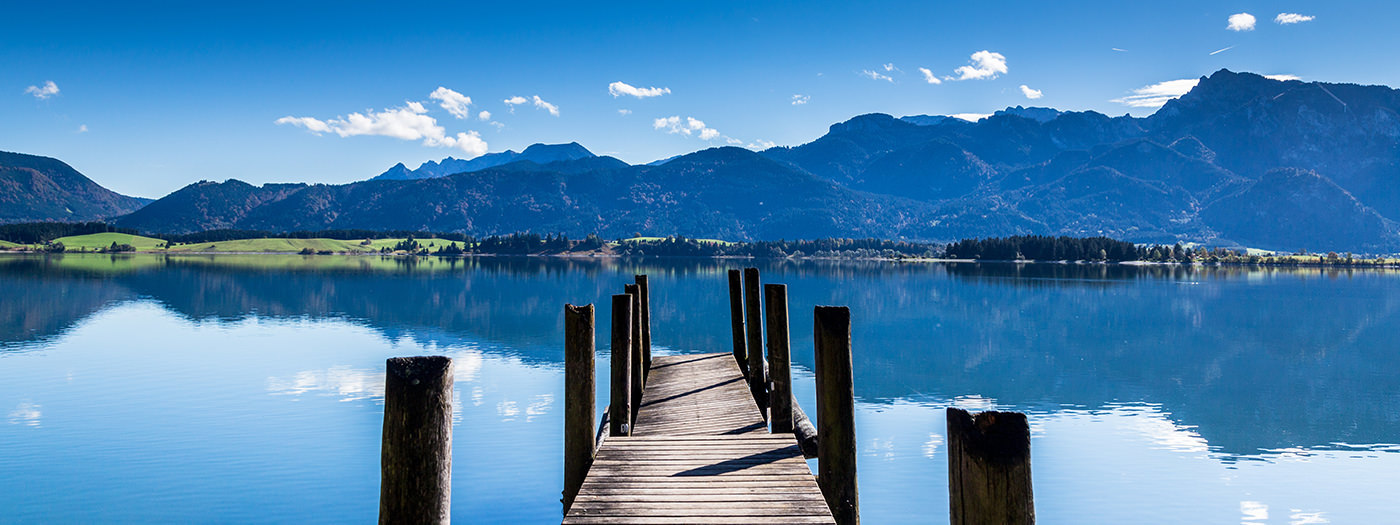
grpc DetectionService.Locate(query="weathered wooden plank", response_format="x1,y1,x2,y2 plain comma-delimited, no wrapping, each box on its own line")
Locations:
565,351,835,524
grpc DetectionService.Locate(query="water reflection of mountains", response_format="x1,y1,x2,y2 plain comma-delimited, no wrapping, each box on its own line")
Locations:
3,254,1397,459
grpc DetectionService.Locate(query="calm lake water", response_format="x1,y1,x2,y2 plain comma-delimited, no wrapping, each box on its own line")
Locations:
1,254,1397,524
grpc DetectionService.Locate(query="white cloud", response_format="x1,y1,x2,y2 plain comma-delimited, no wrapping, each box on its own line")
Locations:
276,101,489,157
76,124,88,133
746,139,777,150
1275,13,1314,24
1019,85,1043,99
503,96,527,112
1111,78,1200,108
1228,13,1256,31
918,67,942,84
791,94,810,105
477,110,491,121
532,95,560,116
608,81,670,98
1209,45,1235,56
25,81,59,100
950,113,991,122
653,115,722,141
861,69,894,82
1265,74,1301,81
883,63,897,72
1112,47,1128,52
617,109,631,115
429,87,472,119
952,50,1008,81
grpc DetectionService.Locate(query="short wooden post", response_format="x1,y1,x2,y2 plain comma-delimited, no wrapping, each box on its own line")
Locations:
563,304,595,513
743,267,767,418
765,284,793,433
946,408,1034,525
625,283,644,424
379,356,454,525
634,275,652,377
727,269,748,376
815,306,858,525
609,294,632,437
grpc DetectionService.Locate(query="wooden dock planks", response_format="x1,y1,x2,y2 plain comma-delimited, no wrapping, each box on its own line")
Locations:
564,353,835,525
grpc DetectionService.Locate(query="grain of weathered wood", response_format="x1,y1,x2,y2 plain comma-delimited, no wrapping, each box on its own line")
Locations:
564,304,596,512
379,356,452,525
727,269,749,377
815,307,859,525
764,284,794,434
635,275,653,378
743,268,768,420
947,408,1035,525
609,295,632,437
564,352,835,525
625,284,644,425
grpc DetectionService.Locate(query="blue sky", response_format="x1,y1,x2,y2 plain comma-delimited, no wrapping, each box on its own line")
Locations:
3,1,1393,198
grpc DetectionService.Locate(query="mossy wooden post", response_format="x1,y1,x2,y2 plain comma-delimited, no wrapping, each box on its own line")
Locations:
563,304,594,513
379,356,453,525
625,283,644,425
946,408,1034,525
743,267,767,419
815,306,858,525
727,269,748,377
765,283,793,433
609,294,632,437
634,274,652,378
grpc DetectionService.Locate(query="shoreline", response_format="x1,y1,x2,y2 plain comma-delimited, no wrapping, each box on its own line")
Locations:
5,250,1399,270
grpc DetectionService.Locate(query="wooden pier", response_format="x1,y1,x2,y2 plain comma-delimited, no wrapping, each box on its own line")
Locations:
564,352,835,524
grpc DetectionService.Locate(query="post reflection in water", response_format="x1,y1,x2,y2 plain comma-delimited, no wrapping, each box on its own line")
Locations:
0,254,1396,523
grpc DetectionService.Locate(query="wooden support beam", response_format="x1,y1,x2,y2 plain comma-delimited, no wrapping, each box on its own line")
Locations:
727,269,748,377
379,356,454,525
814,306,858,525
792,400,820,459
634,275,653,378
563,304,595,513
625,283,644,425
946,408,1035,525
765,284,794,433
743,267,767,420
609,294,632,437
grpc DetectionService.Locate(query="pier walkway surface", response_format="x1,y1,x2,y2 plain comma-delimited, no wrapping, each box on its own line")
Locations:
563,352,836,524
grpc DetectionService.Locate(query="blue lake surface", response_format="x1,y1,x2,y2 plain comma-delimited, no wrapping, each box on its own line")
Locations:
1,254,1397,523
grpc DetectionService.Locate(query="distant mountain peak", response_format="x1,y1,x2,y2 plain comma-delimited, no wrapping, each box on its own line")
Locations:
993,106,1063,123
371,142,601,181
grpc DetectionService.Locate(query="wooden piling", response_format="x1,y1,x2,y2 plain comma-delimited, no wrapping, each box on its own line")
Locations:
608,294,632,437
743,267,767,418
814,306,858,525
625,283,644,425
765,284,794,433
562,304,594,513
727,269,748,376
634,275,652,377
946,408,1034,525
379,356,453,525
792,401,819,459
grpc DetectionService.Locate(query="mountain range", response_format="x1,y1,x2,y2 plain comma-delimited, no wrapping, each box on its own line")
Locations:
6,69,1400,252
0,151,149,223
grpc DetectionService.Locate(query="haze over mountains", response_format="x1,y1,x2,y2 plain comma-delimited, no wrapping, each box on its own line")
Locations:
6,69,1400,252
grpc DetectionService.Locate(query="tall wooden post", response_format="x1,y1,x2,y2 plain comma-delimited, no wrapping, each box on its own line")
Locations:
634,275,652,378
765,284,793,433
563,304,595,513
743,267,767,418
609,294,632,437
380,356,454,525
814,306,858,525
727,269,748,376
946,408,1034,525
625,284,644,425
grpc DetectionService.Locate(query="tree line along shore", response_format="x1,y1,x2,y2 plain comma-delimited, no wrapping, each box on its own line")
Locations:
0,222,1396,267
